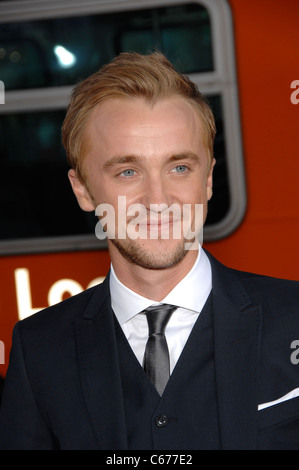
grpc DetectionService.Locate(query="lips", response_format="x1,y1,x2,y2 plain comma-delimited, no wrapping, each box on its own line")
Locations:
137,217,179,228
130,217,182,242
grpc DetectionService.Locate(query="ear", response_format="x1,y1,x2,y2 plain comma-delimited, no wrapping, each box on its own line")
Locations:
206,158,216,201
68,169,95,212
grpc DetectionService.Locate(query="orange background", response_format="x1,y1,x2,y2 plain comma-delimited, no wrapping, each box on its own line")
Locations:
206,0,299,277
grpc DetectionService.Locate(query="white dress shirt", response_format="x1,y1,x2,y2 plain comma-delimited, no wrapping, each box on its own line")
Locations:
109,247,212,373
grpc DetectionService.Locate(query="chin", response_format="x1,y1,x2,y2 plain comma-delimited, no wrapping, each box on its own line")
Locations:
110,237,192,270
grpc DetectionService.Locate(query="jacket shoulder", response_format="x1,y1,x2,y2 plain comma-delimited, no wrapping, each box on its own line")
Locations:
228,266,299,308
232,267,299,296
206,249,298,288
18,278,109,333
205,249,299,310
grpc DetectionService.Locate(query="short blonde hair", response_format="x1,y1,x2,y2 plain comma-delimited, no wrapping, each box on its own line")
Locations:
62,51,216,180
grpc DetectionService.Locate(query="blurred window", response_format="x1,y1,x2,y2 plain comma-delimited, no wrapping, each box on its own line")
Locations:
0,1,245,253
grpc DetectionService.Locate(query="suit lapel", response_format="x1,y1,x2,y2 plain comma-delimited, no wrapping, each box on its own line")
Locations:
206,252,262,449
76,275,127,449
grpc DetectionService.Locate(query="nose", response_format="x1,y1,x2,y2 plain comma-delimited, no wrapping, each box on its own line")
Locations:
141,174,172,210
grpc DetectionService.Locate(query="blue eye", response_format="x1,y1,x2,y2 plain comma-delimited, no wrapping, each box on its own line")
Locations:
121,169,135,177
174,165,187,173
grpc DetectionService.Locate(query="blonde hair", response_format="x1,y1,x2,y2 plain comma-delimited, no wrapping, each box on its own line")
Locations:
62,51,216,180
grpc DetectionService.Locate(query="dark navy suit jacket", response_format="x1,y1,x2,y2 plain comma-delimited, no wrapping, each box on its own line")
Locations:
0,251,299,449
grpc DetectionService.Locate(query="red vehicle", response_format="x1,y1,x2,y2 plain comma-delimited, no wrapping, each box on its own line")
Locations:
0,0,298,378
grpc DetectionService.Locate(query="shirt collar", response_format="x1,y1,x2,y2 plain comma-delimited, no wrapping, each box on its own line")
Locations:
109,247,212,325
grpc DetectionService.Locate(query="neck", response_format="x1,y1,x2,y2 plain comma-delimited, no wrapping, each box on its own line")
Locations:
109,245,199,301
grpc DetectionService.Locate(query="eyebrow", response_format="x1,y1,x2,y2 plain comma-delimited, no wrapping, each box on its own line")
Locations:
103,152,200,170
103,155,140,170
167,152,200,163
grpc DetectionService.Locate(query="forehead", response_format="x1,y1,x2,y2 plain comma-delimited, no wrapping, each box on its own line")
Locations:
87,96,203,138
81,97,207,172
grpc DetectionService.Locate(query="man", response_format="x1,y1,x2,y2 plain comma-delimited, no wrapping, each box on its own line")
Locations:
0,52,298,450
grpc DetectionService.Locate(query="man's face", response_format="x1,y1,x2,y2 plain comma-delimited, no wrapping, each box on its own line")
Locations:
69,96,214,270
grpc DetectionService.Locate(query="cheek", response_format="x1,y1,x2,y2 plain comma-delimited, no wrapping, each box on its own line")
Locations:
179,181,206,204
87,176,113,205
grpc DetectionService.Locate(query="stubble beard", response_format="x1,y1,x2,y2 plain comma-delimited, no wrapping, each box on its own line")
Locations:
110,237,188,270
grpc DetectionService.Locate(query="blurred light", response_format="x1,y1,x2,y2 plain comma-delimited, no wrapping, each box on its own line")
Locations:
54,45,76,68
10,50,21,63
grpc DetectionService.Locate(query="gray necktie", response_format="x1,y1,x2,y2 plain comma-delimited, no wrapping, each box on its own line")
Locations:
143,304,177,395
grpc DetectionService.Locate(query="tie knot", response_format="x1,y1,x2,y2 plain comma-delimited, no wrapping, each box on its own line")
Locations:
143,304,177,335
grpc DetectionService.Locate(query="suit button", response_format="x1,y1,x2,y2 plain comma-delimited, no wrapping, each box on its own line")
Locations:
156,415,168,427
